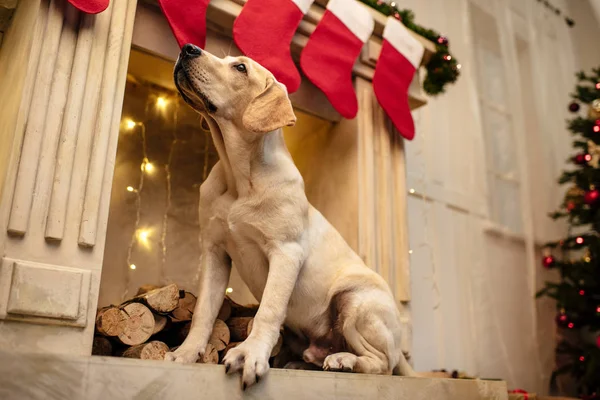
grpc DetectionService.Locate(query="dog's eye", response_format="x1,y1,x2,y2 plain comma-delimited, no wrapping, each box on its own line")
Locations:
235,64,247,73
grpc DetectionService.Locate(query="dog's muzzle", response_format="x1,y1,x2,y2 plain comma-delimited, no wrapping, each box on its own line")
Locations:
174,44,217,113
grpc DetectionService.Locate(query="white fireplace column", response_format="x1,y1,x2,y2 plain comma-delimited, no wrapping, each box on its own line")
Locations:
0,0,137,355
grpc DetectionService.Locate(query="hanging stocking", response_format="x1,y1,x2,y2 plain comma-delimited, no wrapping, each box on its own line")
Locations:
300,0,373,119
373,17,424,140
158,0,211,49
67,0,109,14
233,0,314,93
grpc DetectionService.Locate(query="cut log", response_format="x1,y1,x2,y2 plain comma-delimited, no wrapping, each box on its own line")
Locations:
95,306,127,337
152,313,168,335
136,284,160,296
217,298,232,321
134,283,179,314
170,291,197,322
177,321,192,344
221,341,241,360
271,333,283,357
226,317,253,342
228,297,259,318
122,341,170,360
209,319,230,351
91,336,113,356
177,319,230,351
198,342,219,364
117,303,155,346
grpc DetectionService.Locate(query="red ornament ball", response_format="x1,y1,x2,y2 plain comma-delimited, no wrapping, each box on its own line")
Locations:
596,82,600,90
555,312,569,327
584,189,600,204
595,119,600,126
579,355,585,362
542,255,555,268
567,201,576,211
437,36,449,46
569,102,580,112
594,125,600,133
568,322,575,329
576,236,584,244
393,12,401,20
579,289,586,296
574,153,589,165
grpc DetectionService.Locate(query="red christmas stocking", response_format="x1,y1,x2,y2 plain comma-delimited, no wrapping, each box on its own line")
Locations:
67,0,109,14
373,18,424,140
300,0,374,119
158,0,211,49
233,0,314,93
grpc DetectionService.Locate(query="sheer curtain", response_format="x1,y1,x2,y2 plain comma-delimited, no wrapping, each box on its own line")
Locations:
403,0,594,393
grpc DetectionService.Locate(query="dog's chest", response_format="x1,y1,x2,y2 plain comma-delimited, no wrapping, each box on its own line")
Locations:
207,197,270,301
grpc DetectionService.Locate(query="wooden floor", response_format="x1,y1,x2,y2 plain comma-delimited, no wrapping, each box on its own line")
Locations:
0,350,508,400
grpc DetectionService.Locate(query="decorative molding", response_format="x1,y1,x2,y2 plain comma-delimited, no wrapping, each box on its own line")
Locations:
0,0,137,354
0,257,91,327
356,77,410,301
7,0,65,236
79,0,137,247
45,13,96,240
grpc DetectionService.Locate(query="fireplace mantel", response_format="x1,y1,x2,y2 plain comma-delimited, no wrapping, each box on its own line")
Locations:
0,351,509,400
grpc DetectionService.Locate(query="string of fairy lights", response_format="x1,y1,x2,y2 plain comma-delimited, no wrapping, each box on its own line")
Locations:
118,89,233,301
120,94,173,301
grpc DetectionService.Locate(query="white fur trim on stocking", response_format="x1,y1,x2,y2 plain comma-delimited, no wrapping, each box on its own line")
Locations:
382,17,424,69
291,0,315,14
327,0,375,43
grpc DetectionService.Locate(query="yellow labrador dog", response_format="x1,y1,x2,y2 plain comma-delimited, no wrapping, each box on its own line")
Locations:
165,43,415,388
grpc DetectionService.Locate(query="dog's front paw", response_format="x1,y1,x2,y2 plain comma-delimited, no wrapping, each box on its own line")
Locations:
164,345,201,364
323,352,358,372
222,339,270,390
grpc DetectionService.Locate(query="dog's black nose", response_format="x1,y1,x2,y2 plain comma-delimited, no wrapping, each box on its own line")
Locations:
182,43,202,57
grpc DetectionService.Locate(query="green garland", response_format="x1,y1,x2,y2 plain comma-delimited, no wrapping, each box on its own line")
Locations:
358,0,460,96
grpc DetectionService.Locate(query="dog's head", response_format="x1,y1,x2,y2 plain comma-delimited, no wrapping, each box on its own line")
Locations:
174,44,296,134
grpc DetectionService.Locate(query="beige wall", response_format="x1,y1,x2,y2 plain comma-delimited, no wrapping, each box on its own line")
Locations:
567,0,600,71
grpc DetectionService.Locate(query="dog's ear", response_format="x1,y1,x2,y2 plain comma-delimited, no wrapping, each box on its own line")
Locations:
242,78,296,134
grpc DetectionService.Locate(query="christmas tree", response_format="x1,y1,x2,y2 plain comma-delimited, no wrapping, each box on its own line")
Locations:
537,67,600,399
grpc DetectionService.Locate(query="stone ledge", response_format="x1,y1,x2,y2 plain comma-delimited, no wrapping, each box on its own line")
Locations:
0,350,508,400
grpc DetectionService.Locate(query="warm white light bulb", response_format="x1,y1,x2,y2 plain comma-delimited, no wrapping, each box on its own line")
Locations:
130,264,137,270
126,186,135,192
144,162,154,173
125,119,136,130
409,188,415,194
408,250,413,254
226,287,233,294
156,97,168,109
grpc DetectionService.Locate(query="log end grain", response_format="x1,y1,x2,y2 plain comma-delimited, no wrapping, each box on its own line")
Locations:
118,303,155,346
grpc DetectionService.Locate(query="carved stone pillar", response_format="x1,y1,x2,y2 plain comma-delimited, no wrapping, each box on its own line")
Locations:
0,0,137,355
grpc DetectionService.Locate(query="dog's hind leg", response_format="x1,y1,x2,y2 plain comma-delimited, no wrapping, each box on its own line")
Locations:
323,295,415,376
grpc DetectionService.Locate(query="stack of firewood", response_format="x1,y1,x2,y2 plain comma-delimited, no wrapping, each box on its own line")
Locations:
92,284,288,366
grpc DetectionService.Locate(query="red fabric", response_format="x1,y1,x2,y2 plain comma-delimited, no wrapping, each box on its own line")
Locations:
508,389,529,399
300,10,364,119
67,0,109,14
372,40,418,140
158,0,211,49
234,0,304,93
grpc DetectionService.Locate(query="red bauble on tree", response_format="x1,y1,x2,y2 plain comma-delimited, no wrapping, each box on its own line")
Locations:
584,189,600,204
555,311,574,328
574,153,591,165
569,102,580,112
542,255,556,268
